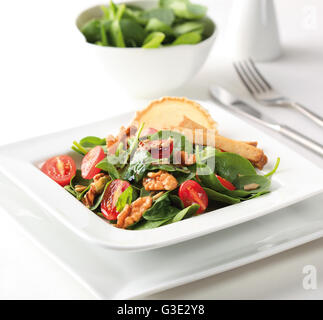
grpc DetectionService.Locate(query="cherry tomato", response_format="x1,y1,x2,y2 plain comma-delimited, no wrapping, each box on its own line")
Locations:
101,179,130,220
81,146,105,180
140,127,158,138
178,180,208,214
41,155,76,187
216,175,236,191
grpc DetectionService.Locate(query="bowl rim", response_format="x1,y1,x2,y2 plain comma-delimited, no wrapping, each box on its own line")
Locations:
75,2,218,51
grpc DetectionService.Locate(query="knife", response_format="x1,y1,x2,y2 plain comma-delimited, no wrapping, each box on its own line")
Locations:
209,85,323,157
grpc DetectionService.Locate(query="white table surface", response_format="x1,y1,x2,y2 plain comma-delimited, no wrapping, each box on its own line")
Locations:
0,0,322,299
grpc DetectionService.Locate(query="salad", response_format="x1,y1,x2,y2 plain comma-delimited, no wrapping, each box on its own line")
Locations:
81,0,215,48
40,98,279,230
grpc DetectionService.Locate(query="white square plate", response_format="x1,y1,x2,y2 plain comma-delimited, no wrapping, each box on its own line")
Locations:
0,101,322,251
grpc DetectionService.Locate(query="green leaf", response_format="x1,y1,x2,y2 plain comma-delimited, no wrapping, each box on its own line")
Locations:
64,185,77,197
116,3,126,21
142,32,165,48
145,18,174,36
96,158,120,180
214,152,256,183
71,140,88,155
110,20,126,47
233,175,271,195
81,19,101,43
173,21,204,37
79,136,106,148
160,0,207,20
143,193,180,221
89,181,111,211
169,194,184,209
203,188,240,205
100,21,109,46
129,218,171,230
120,18,146,47
70,170,93,200
171,203,199,223
140,8,175,26
264,157,280,178
172,31,201,45
116,186,133,212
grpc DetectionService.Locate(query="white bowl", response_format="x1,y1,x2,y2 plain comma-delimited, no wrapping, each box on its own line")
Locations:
76,1,217,97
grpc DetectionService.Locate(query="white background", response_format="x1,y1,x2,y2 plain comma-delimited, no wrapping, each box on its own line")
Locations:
0,0,323,299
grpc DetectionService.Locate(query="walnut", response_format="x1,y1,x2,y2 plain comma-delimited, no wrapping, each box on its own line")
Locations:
116,196,153,229
143,170,178,191
116,204,131,228
82,174,109,208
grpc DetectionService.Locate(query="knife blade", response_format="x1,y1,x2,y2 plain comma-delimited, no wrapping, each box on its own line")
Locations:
209,85,323,157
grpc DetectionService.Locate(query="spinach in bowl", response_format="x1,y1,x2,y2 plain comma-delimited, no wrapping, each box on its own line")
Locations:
81,0,215,48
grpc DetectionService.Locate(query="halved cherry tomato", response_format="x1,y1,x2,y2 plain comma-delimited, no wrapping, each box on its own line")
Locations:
101,179,130,220
41,155,76,187
216,175,236,191
140,127,158,138
81,146,105,180
178,180,208,214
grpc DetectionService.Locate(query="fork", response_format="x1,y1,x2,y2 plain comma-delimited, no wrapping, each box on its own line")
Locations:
233,59,323,128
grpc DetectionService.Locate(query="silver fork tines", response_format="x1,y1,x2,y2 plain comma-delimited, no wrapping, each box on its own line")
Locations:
233,58,323,127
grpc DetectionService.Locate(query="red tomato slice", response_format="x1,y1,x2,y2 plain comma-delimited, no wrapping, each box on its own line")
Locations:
216,175,236,191
41,155,76,187
81,146,105,180
101,179,130,220
178,180,208,214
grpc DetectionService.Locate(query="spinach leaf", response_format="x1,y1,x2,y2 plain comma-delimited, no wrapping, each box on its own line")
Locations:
149,163,190,173
142,32,165,48
140,187,150,197
96,158,120,180
214,152,256,183
89,181,111,211
69,170,92,200
172,31,201,45
120,18,146,47
70,170,92,188
143,193,180,221
129,218,171,230
171,203,199,223
264,157,280,178
200,16,215,39
64,185,77,197
169,194,184,209
173,21,204,37
110,20,126,47
100,20,109,46
79,136,106,148
81,19,101,43
233,175,271,195
203,187,240,205
160,0,207,20
140,8,175,26
71,140,88,155
116,186,133,212
145,18,174,36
